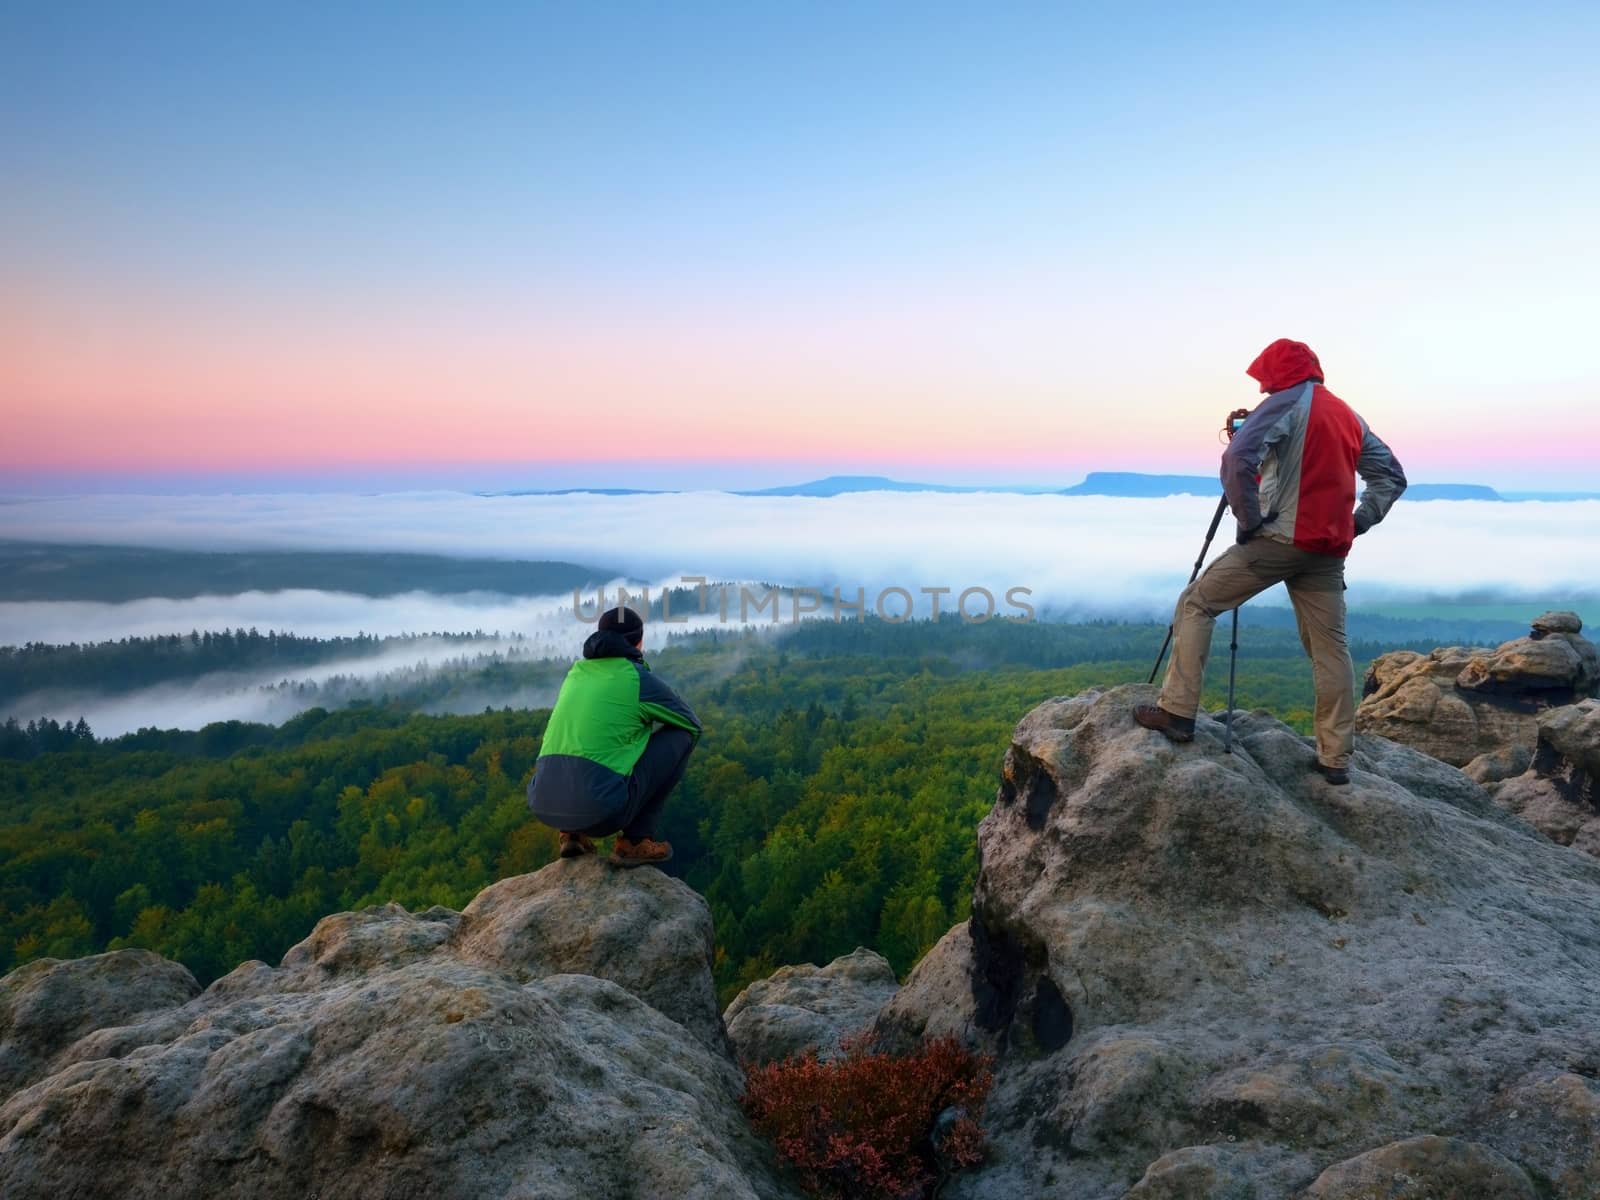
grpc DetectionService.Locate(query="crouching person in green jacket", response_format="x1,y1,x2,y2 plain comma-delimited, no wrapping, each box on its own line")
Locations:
528,606,701,867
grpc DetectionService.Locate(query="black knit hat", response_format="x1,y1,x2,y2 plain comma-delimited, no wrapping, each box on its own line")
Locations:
597,605,644,640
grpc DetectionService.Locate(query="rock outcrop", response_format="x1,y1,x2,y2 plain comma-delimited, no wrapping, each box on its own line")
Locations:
723,947,899,1066
1484,696,1600,856
9,677,1600,1199
1357,614,1600,856
0,948,201,1099
1356,610,1598,768
875,921,980,1050
883,684,1600,1199
0,859,798,1200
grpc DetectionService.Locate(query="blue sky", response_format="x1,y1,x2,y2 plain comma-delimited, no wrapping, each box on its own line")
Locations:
4,1,1598,490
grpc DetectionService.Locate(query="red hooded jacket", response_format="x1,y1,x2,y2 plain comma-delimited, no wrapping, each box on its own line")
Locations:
1223,339,1407,557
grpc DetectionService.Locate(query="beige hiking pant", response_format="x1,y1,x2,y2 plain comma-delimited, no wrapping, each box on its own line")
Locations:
1157,536,1355,769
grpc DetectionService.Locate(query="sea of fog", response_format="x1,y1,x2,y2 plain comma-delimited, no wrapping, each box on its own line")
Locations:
6,489,1596,615
3,490,1596,734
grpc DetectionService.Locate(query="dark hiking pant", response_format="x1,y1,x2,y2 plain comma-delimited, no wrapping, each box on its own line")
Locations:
579,727,695,841
1157,536,1354,769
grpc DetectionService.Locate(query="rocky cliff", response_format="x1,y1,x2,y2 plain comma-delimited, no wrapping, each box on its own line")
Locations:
7,682,1600,1199
879,685,1600,1198
0,862,800,1200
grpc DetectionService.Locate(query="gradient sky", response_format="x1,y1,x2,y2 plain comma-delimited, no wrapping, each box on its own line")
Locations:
4,1,1598,491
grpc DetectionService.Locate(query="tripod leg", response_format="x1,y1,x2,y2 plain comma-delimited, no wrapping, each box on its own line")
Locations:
1148,494,1231,685
1147,627,1174,685
1224,606,1240,754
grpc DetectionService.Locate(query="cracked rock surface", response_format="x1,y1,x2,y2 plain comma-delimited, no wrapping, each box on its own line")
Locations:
883,685,1600,1199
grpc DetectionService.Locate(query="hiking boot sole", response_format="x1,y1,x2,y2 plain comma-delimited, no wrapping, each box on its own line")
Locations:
1132,705,1195,743
558,834,595,858
610,848,673,868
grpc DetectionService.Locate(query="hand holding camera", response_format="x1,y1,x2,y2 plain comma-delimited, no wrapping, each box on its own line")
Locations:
1221,407,1252,444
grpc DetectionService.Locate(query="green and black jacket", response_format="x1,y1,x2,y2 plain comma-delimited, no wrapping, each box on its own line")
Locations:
526,629,702,830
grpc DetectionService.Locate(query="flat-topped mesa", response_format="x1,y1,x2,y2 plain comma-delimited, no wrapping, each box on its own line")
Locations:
1356,609,1598,769
882,684,1600,1199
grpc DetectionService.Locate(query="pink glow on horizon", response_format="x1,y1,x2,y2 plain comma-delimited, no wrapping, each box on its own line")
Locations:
7,4,1600,498
3,300,1203,472
7,268,1596,487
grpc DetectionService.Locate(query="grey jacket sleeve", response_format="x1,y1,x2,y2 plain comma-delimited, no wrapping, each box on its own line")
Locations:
1353,423,1407,535
1220,386,1300,531
635,666,702,739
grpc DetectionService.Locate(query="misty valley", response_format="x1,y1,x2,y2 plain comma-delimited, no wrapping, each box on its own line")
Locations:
2,529,1596,1018
0,595,1535,1006
8,11,1600,1189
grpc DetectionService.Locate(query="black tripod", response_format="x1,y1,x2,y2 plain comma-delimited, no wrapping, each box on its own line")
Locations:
1147,494,1243,753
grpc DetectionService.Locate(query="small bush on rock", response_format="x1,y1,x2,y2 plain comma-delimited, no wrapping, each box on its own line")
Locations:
740,1033,993,1200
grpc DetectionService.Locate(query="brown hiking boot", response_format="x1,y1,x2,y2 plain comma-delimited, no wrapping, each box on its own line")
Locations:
1133,704,1196,743
558,831,595,858
610,836,673,867
1312,761,1350,786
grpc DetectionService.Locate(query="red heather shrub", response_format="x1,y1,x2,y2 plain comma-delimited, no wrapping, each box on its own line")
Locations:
740,1033,994,1200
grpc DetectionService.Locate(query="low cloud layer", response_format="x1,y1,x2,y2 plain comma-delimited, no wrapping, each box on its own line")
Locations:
0,590,764,735
5,491,1596,617
4,488,1595,734
0,583,837,649
5,636,548,737
0,588,787,739
0,589,590,646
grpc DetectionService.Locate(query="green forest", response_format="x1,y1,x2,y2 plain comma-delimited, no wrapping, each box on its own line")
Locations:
0,629,528,698
0,541,612,603
1,617,1465,1003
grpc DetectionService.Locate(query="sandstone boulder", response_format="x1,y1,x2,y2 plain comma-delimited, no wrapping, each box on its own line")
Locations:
1455,634,1595,696
452,860,730,1053
1462,742,1532,785
888,684,1600,1200
0,948,200,1098
1487,696,1600,856
723,946,898,1065
875,921,981,1050
1302,1135,1538,1199
0,857,798,1200
1533,610,1585,637
1541,695,1600,778
1356,613,1598,768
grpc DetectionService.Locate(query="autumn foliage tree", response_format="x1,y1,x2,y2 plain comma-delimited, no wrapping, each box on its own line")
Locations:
740,1034,993,1200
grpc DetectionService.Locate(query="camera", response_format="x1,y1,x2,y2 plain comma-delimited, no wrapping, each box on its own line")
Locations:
1221,407,1252,443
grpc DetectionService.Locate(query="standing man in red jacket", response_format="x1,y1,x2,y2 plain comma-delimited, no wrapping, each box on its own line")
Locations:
1134,338,1407,784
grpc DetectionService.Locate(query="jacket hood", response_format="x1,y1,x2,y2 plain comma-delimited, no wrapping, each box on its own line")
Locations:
582,629,644,661
1247,338,1324,394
